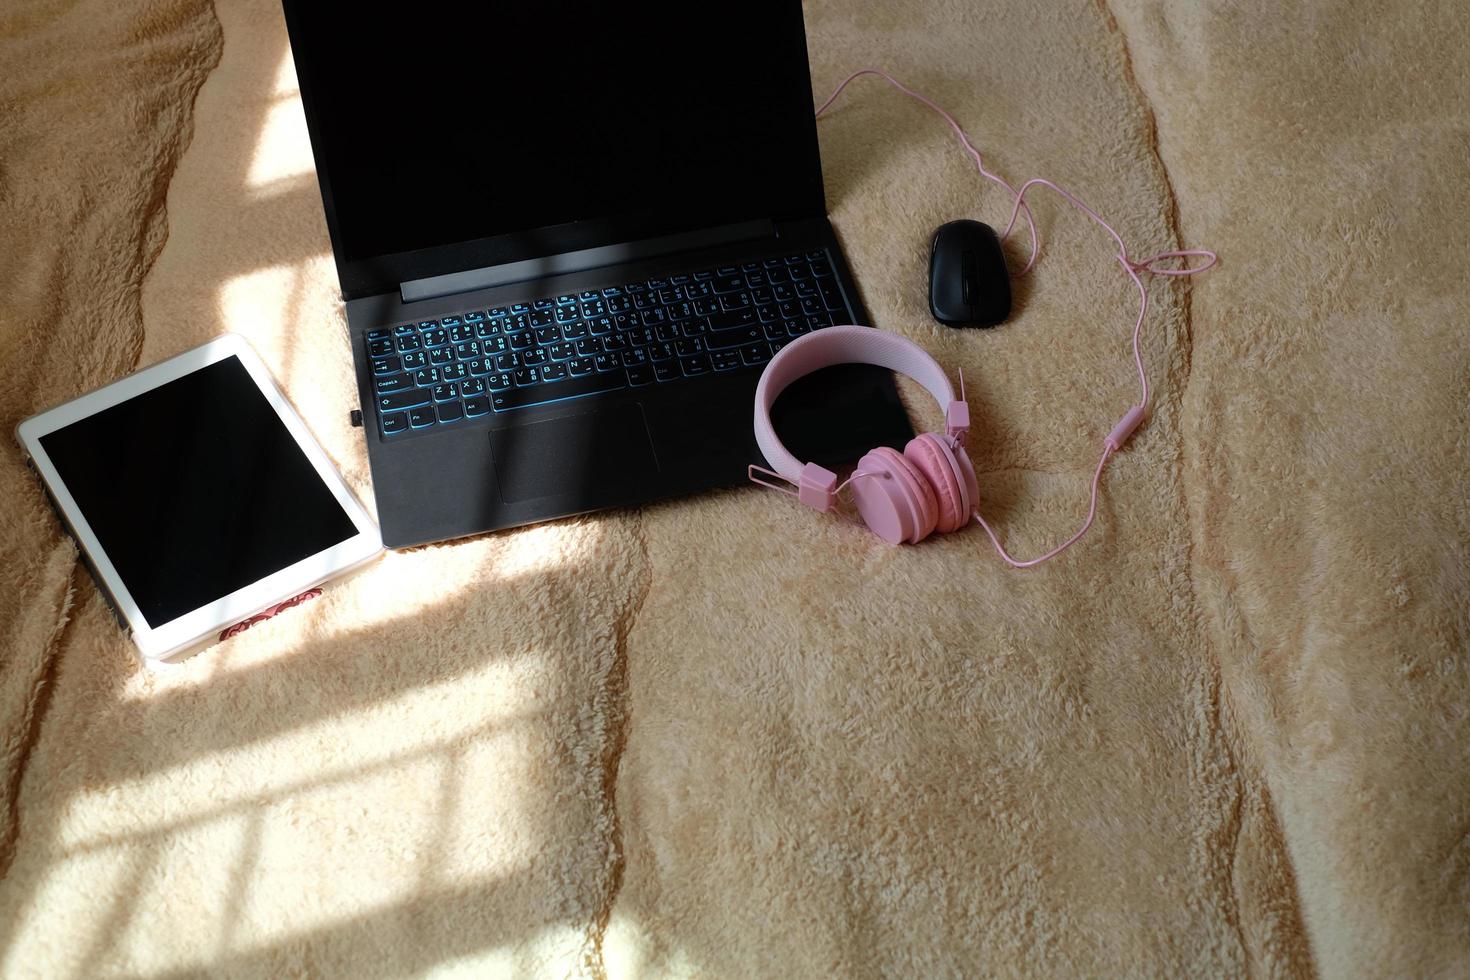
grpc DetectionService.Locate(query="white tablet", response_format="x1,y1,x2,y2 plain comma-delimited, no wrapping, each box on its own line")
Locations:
16,334,382,664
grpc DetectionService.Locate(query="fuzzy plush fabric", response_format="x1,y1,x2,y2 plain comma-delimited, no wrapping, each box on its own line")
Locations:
1,0,1466,976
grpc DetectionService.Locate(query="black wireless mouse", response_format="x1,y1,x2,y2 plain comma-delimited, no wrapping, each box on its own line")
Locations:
929,219,1011,327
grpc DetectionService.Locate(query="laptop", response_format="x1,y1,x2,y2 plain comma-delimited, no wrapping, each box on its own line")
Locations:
280,0,913,548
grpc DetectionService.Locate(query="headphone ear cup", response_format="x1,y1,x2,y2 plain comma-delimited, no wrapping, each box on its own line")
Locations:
952,440,980,515
904,433,971,533
851,447,939,544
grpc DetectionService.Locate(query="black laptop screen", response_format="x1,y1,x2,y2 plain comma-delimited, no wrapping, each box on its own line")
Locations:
285,1,826,277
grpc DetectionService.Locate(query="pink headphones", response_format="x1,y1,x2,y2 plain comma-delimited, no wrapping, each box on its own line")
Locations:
751,327,979,546
748,70,1218,567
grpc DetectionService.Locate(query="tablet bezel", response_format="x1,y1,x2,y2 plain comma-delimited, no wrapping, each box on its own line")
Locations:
16,333,382,661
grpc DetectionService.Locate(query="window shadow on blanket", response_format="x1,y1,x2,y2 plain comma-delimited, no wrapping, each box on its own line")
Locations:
0,14,653,975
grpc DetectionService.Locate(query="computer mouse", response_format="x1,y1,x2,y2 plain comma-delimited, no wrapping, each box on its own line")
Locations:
929,219,1011,327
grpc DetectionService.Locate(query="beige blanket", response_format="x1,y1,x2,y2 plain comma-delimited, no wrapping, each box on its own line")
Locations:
2,0,1466,975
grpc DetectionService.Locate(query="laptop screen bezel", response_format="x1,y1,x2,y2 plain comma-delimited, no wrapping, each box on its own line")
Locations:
279,1,830,302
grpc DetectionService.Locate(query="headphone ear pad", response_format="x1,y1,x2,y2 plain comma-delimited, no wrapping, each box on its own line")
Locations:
851,446,939,544
904,433,971,534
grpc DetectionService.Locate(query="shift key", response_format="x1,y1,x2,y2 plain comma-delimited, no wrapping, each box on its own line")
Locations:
705,324,764,350
378,388,431,412
491,366,627,412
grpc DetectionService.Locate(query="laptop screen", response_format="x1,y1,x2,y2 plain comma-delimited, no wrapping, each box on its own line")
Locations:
285,1,826,293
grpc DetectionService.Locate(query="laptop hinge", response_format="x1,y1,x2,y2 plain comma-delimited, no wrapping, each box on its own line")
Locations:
399,219,776,304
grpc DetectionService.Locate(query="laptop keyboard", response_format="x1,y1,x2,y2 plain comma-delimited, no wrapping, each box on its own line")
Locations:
366,249,845,437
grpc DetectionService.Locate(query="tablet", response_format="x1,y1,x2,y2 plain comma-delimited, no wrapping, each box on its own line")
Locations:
16,334,382,664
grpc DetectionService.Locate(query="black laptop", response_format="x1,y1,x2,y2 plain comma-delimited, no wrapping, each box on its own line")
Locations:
281,0,912,547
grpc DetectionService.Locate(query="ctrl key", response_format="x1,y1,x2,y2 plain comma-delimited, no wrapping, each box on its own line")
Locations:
380,411,408,435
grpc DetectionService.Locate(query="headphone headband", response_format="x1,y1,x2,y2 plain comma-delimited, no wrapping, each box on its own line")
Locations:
753,326,969,510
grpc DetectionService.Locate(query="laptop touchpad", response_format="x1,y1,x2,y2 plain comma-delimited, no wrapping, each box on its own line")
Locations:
489,404,658,504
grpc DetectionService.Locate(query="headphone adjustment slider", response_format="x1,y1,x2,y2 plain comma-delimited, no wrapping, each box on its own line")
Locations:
798,463,840,512
945,401,970,444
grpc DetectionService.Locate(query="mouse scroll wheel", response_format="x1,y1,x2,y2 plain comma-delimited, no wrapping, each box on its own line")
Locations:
961,249,977,304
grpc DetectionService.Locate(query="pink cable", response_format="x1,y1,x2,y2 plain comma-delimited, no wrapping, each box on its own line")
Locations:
816,70,1218,567
817,69,1041,274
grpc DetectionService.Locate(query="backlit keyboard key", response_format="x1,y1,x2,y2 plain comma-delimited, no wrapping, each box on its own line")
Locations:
741,342,772,367
437,400,464,423
380,411,407,435
708,309,757,331
382,388,431,412
710,350,741,372
491,369,626,412
408,406,437,428
375,373,413,393
680,353,711,377
706,326,762,350
464,396,490,417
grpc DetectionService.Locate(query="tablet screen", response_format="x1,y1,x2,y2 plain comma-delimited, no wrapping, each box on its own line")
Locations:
39,355,358,627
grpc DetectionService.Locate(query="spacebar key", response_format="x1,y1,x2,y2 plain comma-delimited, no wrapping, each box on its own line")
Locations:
490,370,626,412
